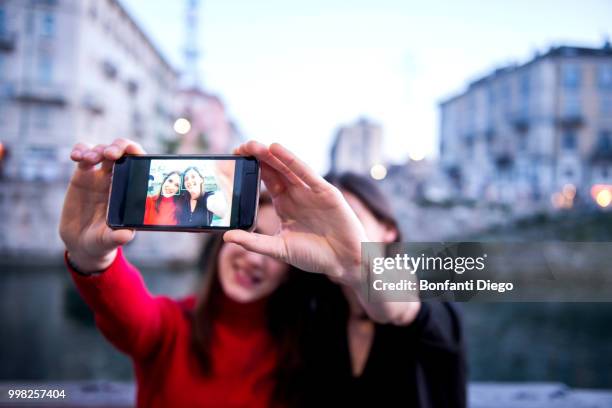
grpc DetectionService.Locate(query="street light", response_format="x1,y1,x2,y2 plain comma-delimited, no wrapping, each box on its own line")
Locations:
596,190,612,208
173,117,191,135
370,164,387,180
409,150,425,161
590,184,612,208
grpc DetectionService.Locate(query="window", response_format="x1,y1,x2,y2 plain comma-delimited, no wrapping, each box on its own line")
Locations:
563,97,581,116
22,146,59,181
599,65,612,89
41,13,55,37
518,133,528,151
34,106,51,128
601,96,612,116
487,86,496,105
562,131,576,150
561,64,581,89
26,11,34,34
38,54,53,84
0,8,6,35
520,73,530,96
597,131,612,152
38,54,53,83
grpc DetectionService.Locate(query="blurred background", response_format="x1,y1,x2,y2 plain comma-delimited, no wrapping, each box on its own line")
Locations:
1,0,612,405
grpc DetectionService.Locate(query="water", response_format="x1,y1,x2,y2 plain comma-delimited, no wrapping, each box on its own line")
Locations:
1,265,611,388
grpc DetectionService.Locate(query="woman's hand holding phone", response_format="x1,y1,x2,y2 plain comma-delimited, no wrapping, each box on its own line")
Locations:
224,141,368,287
59,138,145,273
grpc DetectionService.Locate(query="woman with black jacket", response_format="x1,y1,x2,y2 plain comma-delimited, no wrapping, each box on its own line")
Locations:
178,166,227,227
224,146,467,408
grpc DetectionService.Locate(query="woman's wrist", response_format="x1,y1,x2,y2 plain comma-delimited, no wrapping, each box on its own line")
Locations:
66,249,117,275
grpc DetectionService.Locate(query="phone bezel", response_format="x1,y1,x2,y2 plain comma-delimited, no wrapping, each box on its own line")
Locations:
106,154,260,232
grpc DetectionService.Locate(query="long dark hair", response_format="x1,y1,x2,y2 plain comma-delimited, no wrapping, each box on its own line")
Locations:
192,174,403,405
191,192,309,405
155,171,181,212
182,166,205,197
325,171,401,241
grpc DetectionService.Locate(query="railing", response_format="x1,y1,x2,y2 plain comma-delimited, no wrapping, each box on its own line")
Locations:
14,82,68,106
0,31,16,52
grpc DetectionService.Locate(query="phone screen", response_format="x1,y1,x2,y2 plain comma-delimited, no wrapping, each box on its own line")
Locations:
107,155,260,231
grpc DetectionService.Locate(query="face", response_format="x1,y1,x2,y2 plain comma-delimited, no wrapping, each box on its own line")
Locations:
161,173,180,197
184,169,203,197
343,191,398,243
217,205,289,303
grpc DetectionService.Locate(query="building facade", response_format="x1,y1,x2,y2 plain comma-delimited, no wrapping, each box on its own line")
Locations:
0,0,182,258
330,117,384,175
439,43,612,210
173,88,242,154
0,0,178,181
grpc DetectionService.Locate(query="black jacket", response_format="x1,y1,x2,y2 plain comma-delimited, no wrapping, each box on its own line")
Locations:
296,276,467,408
178,192,213,227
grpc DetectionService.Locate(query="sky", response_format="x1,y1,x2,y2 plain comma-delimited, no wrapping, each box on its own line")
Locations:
121,0,612,173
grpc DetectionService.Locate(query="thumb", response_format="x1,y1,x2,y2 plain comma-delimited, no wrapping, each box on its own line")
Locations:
102,228,135,250
223,230,287,261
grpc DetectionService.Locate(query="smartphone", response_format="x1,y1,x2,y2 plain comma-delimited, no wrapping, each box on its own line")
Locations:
107,155,260,232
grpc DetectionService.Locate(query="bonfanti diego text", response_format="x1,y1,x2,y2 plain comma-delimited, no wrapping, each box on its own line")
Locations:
371,253,514,294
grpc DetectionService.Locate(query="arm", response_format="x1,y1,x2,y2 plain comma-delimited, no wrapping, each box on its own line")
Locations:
223,141,419,325
206,191,228,218
143,195,155,225
67,248,170,360
58,139,171,358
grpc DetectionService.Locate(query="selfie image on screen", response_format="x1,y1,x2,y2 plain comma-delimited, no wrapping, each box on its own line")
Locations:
143,159,235,227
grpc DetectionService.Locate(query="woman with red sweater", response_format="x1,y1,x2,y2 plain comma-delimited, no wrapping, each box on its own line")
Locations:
143,170,181,225
59,138,459,407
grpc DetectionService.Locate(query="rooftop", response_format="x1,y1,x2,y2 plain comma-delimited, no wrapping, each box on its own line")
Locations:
440,41,612,106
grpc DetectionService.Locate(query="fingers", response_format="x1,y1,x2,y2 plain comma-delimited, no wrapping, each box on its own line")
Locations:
237,141,305,187
260,162,286,197
235,141,329,192
223,230,288,261
269,143,328,192
70,142,91,161
103,138,146,160
72,143,106,170
102,227,135,250
70,139,146,172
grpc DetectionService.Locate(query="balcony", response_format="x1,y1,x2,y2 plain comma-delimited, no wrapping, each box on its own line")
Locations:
557,112,584,127
82,93,105,115
494,152,515,170
14,82,67,106
508,111,530,132
0,31,16,52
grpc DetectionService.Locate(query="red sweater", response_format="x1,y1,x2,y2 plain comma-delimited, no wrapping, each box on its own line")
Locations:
67,248,278,408
143,195,178,225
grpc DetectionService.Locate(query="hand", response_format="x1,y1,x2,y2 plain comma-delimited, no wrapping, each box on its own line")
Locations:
59,138,145,272
223,141,368,285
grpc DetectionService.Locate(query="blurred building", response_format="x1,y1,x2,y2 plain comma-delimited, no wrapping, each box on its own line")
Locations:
173,88,242,154
0,0,183,259
439,42,612,211
0,0,178,181
330,117,384,175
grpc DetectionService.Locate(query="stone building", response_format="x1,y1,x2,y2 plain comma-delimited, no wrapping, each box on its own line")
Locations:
0,0,180,259
439,42,612,211
330,117,384,176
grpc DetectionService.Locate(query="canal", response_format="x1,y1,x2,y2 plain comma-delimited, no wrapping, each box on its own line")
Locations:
1,264,611,388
